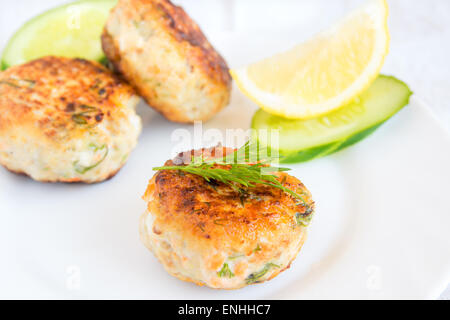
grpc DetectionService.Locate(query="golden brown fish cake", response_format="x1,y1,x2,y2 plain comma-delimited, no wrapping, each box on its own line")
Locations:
102,0,231,123
140,147,315,289
0,56,142,183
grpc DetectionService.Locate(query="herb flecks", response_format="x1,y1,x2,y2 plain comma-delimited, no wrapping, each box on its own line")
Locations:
0,81,19,88
218,263,235,278
0,78,35,89
295,207,314,227
239,193,247,208
197,222,205,232
246,263,279,284
71,105,102,126
73,144,109,174
153,141,306,204
214,219,226,226
72,114,88,125
228,253,245,260
253,244,262,253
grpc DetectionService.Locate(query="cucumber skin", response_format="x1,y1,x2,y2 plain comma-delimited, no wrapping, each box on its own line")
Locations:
1,61,8,71
280,142,338,163
280,122,385,163
99,56,110,67
252,76,413,164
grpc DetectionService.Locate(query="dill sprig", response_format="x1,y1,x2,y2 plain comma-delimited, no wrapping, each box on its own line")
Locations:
152,141,306,204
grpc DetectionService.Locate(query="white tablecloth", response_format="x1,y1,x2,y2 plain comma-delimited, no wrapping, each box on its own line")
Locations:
1,0,449,299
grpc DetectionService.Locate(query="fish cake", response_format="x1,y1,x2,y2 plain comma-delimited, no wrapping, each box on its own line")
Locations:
0,56,142,183
140,147,315,289
102,0,232,123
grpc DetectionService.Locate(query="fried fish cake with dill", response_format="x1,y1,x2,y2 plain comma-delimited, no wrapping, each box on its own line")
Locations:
102,0,231,123
140,148,315,289
0,56,141,183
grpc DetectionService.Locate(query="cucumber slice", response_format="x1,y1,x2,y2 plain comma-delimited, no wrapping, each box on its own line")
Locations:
251,75,413,163
1,0,117,70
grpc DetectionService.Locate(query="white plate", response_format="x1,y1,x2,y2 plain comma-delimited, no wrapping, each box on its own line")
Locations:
1,33,450,300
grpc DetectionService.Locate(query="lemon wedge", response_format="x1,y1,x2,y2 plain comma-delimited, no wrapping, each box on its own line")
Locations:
231,0,390,119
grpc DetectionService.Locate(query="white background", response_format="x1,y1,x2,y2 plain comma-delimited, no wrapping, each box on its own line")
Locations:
0,0,449,299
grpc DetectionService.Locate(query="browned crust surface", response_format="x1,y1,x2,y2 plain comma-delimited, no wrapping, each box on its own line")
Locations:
153,0,231,87
144,147,315,252
102,0,232,123
0,56,136,139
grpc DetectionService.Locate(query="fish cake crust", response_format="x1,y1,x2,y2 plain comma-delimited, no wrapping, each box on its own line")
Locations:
0,56,142,183
140,148,315,289
102,0,232,123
